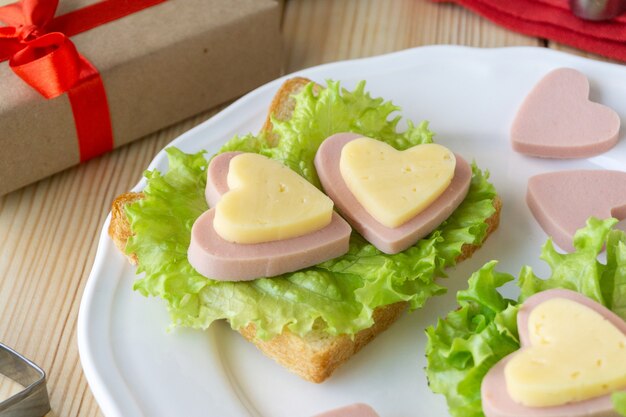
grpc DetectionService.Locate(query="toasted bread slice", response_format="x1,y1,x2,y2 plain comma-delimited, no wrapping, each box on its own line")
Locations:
108,78,502,383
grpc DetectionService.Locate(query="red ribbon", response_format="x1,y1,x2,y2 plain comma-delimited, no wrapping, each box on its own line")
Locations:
0,0,166,162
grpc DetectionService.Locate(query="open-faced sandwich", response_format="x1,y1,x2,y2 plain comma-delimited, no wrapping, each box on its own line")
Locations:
426,217,626,417
108,77,501,382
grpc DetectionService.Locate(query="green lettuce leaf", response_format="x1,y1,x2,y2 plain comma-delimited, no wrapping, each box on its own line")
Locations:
126,80,498,340
613,392,626,416
426,262,519,417
426,218,626,417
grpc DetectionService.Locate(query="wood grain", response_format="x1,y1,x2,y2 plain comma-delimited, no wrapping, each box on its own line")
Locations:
283,0,539,72
0,107,225,417
0,374,23,403
0,1,610,416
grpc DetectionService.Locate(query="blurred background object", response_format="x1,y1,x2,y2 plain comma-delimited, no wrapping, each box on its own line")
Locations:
570,0,626,20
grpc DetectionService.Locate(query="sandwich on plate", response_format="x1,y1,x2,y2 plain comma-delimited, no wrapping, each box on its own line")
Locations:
426,218,626,417
109,77,501,382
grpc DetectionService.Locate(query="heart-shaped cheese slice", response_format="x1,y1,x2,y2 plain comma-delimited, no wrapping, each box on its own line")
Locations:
505,298,626,407
315,133,472,254
188,152,351,281
511,68,620,159
340,138,456,228
214,153,333,244
481,289,626,417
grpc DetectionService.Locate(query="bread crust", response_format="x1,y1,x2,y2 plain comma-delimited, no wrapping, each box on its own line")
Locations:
108,192,143,265
108,77,502,383
261,77,313,146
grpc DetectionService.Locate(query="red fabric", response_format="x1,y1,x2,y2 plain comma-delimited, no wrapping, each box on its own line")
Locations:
431,0,626,62
0,0,166,162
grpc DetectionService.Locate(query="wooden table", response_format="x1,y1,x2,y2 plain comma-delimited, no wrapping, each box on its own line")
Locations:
0,1,612,416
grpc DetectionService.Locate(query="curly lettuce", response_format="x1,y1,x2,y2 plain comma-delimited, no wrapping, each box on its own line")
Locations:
125,80,498,340
426,218,626,417
614,392,626,416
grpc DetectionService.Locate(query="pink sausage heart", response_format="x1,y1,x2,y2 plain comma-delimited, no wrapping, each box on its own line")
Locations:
511,68,620,159
314,133,472,254
481,289,626,417
527,170,626,252
311,403,379,417
187,152,351,281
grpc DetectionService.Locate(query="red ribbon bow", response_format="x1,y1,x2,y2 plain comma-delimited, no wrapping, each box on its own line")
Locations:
0,0,165,162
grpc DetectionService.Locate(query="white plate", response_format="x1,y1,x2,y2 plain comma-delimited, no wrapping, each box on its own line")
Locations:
78,45,626,417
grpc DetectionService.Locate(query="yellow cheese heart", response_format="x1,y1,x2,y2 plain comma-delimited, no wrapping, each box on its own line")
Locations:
213,153,333,244
505,298,626,407
339,138,456,228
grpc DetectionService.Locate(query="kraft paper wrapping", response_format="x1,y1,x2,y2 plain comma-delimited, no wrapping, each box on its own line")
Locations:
0,0,282,195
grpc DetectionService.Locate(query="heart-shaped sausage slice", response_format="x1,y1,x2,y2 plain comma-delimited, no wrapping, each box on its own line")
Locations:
482,289,626,417
188,152,351,281
527,170,626,252
511,68,620,159
314,133,471,254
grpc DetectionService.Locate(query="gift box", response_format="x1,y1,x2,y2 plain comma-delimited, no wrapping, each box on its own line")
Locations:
0,0,283,196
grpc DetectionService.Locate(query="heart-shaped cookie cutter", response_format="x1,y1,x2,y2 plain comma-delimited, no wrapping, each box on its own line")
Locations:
0,343,49,417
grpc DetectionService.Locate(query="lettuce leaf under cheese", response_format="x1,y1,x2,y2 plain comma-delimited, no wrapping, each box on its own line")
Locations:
125,80,498,340
614,392,626,416
426,218,626,417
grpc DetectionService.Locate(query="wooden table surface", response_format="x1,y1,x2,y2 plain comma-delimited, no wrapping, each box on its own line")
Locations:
0,1,613,416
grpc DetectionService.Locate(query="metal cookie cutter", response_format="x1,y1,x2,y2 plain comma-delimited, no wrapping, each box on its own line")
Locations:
0,344,49,417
